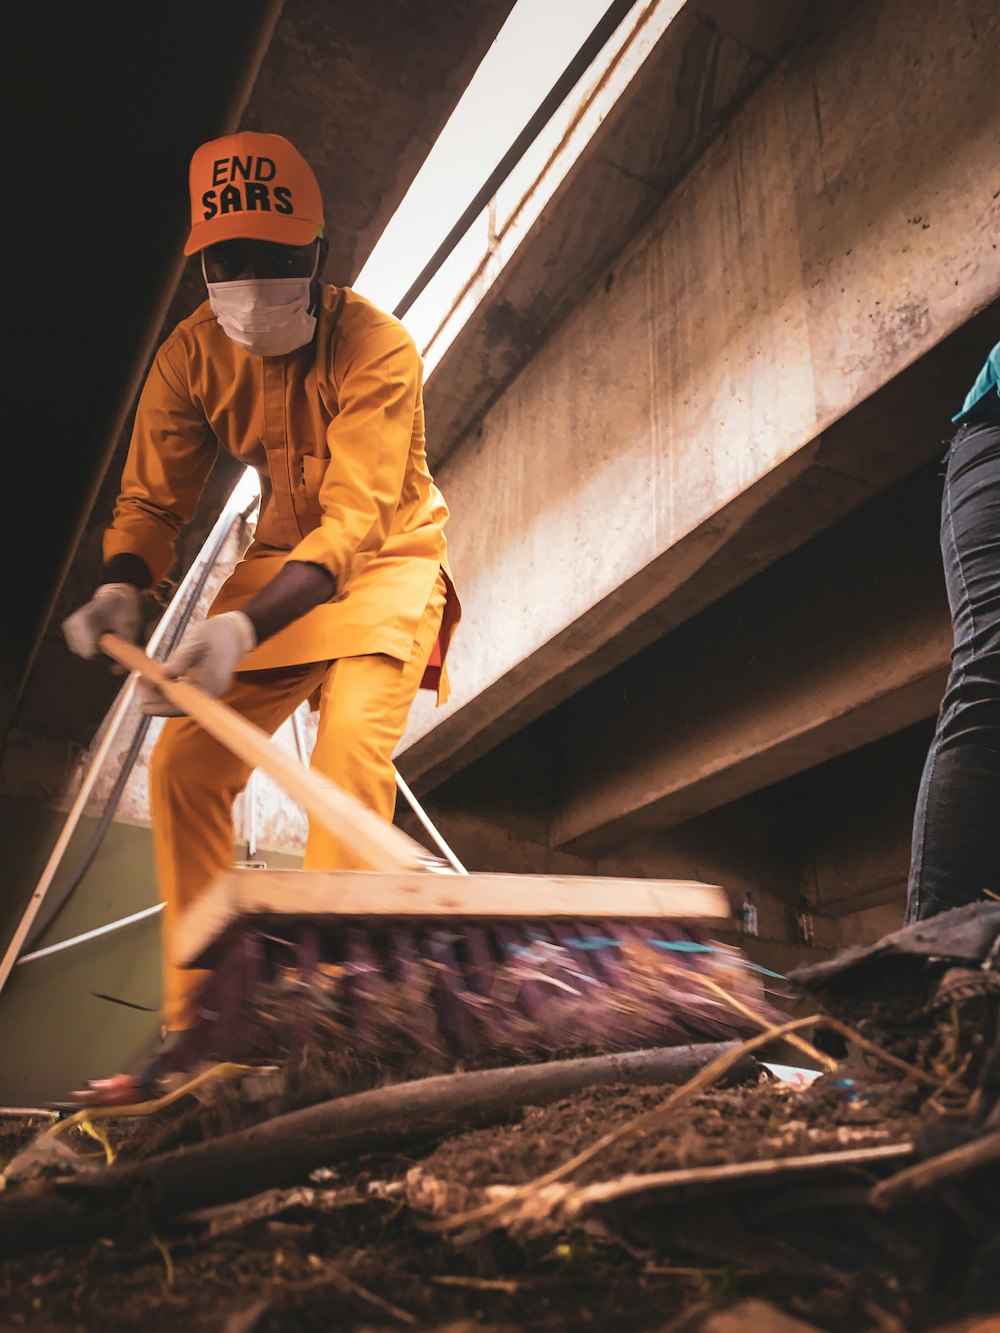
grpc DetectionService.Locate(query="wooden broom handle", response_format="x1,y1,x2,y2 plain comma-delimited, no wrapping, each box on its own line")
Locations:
99,633,432,874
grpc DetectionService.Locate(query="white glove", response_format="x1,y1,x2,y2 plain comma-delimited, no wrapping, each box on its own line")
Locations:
138,611,257,717
62,583,142,660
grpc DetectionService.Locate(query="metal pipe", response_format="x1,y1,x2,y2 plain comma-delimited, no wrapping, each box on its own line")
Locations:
290,706,467,873
16,904,164,967
393,769,468,875
289,704,311,767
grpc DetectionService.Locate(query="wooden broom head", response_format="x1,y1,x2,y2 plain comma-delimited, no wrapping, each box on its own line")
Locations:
178,867,735,969
177,870,783,1069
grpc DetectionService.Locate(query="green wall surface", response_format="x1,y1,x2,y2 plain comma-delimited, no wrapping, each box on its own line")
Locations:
0,807,301,1107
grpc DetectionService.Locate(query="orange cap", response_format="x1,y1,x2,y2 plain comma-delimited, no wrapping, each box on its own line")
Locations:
184,131,324,256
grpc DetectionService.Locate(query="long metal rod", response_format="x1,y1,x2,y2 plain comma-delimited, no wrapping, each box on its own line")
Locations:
394,769,468,875
240,769,259,860
289,706,468,873
0,481,256,999
16,904,164,966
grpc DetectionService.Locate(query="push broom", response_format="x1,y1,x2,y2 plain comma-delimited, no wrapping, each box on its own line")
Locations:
97,633,785,1074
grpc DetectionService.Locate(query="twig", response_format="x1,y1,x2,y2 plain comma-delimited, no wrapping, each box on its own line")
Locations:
443,1143,914,1241
661,962,837,1072
432,1275,521,1293
77,1116,116,1166
644,1264,751,1277
925,1055,975,1117
425,1015,825,1237
870,1128,1000,1207
645,1258,757,1279
665,964,942,1090
816,1016,943,1090
151,1234,175,1287
41,1062,264,1144
428,1013,944,1240
554,1143,914,1211
862,1298,909,1332
0,1044,741,1260
307,1255,415,1323
180,1184,375,1236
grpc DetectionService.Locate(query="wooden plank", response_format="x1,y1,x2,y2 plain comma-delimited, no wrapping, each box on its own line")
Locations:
99,633,431,874
177,868,733,968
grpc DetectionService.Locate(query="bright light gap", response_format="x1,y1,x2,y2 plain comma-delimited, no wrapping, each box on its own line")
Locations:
353,0,620,319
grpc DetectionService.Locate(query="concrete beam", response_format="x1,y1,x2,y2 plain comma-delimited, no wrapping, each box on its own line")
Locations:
549,467,951,852
399,0,999,791
424,0,814,462
585,716,935,947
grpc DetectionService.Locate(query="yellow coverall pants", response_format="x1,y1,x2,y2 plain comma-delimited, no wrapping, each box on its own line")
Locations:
149,574,447,1030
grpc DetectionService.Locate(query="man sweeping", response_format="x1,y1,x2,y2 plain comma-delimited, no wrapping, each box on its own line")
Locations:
62,130,461,1104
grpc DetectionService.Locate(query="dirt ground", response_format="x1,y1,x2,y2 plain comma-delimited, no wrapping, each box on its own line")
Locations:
0,1060,994,1332
1,942,998,1333
0,1071,922,1333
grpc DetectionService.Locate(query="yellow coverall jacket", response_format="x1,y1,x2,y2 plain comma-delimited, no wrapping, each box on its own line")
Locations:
105,283,459,694
102,284,460,1027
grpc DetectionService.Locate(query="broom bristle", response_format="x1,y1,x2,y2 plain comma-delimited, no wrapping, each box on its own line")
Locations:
219,918,787,1068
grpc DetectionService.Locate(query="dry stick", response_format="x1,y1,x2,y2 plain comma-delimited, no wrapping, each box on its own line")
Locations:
151,1234,175,1288
429,1013,944,1240
817,1017,943,1090
181,1184,374,1236
924,1053,976,1118
545,1143,915,1216
432,1276,522,1294
426,1015,823,1237
0,1042,748,1259
644,1264,754,1277
0,1063,265,1195
433,1153,913,1244
870,1127,1000,1208
862,1298,911,1333
38,1062,263,1145
306,1256,416,1325
659,962,837,1072
666,962,941,1091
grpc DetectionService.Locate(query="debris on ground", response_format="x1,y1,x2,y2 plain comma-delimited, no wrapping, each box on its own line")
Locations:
0,904,998,1332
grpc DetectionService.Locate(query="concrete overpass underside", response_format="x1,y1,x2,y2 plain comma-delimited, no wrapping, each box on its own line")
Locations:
391,0,1000,957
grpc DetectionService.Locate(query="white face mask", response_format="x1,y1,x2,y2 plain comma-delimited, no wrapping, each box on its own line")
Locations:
203,249,320,356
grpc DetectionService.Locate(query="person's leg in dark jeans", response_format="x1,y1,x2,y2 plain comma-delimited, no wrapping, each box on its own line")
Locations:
906,410,1000,923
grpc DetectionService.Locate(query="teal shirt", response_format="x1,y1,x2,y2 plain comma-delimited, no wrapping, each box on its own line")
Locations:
953,338,1000,423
